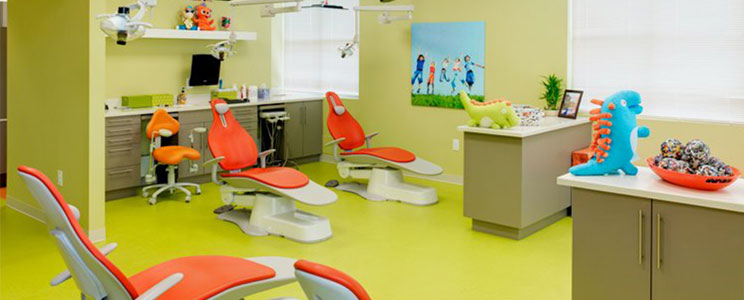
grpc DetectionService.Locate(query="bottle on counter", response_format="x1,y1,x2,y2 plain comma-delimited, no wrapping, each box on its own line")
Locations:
177,87,187,105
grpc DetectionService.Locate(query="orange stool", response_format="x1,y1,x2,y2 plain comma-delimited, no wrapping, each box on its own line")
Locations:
142,109,205,205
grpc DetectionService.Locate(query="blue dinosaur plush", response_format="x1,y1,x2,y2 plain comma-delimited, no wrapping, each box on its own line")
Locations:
570,90,650,176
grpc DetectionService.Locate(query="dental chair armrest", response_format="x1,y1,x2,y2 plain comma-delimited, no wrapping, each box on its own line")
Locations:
258,149,277,168
364,132,379,148
203,157,226,185
324,138,347,162
50,243,119,287
134,273,184,300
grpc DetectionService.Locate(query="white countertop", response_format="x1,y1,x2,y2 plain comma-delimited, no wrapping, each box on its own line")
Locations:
557,167,744,214
105,93,324,118
458,116,590,138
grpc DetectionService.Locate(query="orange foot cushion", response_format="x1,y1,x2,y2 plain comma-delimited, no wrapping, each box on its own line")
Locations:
153,146,201,165
221,167,310,189
340,147,416,163
129,256,276,300
295,260,371,300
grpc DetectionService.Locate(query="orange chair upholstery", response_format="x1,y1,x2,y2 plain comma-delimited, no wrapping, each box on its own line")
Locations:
221,167,310,189
340,147,416,163
153,146,201,165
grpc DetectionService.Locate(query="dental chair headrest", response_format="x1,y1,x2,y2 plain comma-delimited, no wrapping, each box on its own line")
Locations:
215,103,230,115
333,106,346,116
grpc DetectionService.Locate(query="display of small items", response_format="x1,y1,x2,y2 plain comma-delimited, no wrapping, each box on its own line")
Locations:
513,104,544,126
652,138,735,177
178,3,216,31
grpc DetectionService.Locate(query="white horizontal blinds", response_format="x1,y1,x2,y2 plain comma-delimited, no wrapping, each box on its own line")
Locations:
284,0,359,97
571,0,744,123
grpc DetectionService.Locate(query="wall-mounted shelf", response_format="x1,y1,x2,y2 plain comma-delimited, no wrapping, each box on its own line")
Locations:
142,29,257,41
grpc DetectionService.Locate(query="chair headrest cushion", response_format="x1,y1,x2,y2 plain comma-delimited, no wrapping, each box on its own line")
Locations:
215,103,230,115
333,106,346,116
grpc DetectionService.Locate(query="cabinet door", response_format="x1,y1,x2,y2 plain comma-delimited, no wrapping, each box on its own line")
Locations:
572,188,652,300
302,100,323,157
652,201,744,300
284,102,304,159
178,122,204,178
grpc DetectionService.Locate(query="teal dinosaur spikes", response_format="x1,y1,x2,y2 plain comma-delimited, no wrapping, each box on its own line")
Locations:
569,90,650,176
460,91,520,129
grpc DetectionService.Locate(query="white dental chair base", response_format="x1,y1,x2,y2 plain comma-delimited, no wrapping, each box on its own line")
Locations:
218,192,332,243
337,168,438,206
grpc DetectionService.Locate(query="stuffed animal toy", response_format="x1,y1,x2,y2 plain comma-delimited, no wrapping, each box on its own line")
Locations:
194,3,216,31
569,90,650,176
459,91,520,129
178,6,197,30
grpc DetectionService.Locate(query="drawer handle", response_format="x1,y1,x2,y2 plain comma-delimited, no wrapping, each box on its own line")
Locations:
108,118,133,124
638,210,644,265
108,137,133,143
108,148,132,153
108,128,133,133
108,169,133,175
656,214,662,269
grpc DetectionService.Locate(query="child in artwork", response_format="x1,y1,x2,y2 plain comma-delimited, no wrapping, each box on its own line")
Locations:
439,57,450,82
450,57,462,94
461,55,485,92
411,53,427,94
427,61,436,94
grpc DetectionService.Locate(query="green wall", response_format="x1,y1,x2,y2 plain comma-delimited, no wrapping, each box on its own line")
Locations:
325,0,570,176
325,0,744,177
106,0,273,99
7,0,106,236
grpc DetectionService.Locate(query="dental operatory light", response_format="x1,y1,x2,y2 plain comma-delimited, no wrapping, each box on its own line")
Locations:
230,0,303,18
208,31,238,61
97,0,157,45
339,3,414,59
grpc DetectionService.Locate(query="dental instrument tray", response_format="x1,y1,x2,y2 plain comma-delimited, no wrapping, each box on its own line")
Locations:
122,94,174,108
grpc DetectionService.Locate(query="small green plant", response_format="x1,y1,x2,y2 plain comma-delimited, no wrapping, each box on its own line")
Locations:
540,74,563,110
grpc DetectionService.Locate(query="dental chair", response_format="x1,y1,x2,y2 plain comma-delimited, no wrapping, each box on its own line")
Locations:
17,166,371,300
206,99,337,243
141,109,203,205
325,91,444,206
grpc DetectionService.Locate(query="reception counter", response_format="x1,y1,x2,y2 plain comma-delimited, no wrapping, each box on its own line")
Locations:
458,117,591,239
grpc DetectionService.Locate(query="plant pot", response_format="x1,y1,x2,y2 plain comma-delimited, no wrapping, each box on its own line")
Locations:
544,110,558,116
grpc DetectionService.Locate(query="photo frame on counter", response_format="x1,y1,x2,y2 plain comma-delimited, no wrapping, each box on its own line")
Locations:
559,89,583,119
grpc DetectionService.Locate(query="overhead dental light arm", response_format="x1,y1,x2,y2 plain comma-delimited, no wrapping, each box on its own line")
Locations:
230,0,303,17
97,0,157,45
339,4,414,58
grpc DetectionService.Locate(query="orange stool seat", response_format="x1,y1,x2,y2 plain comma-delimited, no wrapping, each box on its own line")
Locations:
129,256,276,300
153,146,201,165
340,147,416,163
221,167,310,189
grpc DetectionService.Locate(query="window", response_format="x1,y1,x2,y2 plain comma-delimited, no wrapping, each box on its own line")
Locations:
282,0,359,97
571,0,744,123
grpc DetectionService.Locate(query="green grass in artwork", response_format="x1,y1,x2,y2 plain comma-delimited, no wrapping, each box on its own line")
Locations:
411,93,485,109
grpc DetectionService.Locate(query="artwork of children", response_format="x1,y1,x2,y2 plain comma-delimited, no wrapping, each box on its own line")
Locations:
411,22,486,109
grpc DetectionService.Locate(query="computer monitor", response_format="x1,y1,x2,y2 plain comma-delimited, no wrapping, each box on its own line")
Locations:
188,54,221,87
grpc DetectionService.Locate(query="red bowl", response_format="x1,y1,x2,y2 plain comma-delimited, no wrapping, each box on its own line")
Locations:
646,157,741,191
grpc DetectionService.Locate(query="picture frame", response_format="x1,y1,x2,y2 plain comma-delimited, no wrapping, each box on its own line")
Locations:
558,89,584,119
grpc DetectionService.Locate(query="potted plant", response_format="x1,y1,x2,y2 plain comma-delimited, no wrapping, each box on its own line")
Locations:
540,74,563,116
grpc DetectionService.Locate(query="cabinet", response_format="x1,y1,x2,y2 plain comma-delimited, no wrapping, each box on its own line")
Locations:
572,188,744,300
284,100,322,160
105,116,142,192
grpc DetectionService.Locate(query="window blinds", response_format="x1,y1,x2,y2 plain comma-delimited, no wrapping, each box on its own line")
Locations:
283,0,360,97
571,0,744,123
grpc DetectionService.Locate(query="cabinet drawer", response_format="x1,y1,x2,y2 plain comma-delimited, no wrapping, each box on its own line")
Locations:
106,165,140,191
178,110,211,124
106,125,139,137
106,116,140,128
107,145,141,168
106,134,140,148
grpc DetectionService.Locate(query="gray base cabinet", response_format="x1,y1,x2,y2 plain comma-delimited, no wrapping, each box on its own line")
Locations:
284,101,322,160
573,188,744,300
105,116,142,193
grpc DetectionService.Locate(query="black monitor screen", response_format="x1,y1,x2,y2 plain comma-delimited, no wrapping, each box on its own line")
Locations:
188,54,221,87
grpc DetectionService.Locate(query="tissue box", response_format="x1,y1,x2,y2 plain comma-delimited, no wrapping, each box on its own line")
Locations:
514,105,544,126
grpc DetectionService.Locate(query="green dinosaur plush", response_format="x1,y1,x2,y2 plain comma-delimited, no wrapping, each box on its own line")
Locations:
460,91,520,129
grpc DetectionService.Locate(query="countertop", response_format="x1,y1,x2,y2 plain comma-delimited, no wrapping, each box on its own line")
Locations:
457,116,590,138
105,93,324,118
557,167,744,214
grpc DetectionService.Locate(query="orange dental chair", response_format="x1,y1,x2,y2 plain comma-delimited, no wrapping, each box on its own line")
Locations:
204,99,337,243
141,109,204,205
18,166,371,300
325,91,444,206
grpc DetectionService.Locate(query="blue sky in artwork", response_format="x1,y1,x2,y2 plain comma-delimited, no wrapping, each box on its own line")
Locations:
411,22,486,96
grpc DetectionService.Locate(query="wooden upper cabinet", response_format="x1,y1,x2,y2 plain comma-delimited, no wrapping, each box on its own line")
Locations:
572,188,652,300
651,201,744,300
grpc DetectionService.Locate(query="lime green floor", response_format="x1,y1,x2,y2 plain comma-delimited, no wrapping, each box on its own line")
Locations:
1,162,572,299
